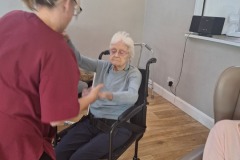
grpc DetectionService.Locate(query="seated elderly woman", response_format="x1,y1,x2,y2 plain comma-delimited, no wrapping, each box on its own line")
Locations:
203,120,240,160
55,31,142,160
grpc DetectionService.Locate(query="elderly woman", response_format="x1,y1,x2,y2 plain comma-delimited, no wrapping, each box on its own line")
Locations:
0,0,103,160
55,31,142,160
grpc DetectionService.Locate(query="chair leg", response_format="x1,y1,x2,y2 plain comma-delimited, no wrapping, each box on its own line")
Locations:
133,140,140,160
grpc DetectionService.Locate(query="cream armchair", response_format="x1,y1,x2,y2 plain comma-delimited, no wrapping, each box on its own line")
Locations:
180,66,240,160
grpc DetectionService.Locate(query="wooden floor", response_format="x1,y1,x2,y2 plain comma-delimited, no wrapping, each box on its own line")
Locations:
58,90,210,160
118,91,210,160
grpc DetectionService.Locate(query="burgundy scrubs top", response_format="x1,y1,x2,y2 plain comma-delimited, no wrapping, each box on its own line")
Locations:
0,11,80,160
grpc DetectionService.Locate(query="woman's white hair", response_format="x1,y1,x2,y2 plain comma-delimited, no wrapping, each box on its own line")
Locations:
110,31,135,59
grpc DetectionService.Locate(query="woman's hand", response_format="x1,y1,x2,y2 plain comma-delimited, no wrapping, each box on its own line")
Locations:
98,92,113,101
82,86,113,101
78,84,104,112
82,87,91,97
86,84,104,102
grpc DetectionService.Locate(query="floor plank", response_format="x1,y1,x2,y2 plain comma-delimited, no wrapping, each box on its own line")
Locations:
57,90,209,160
118,91,209,160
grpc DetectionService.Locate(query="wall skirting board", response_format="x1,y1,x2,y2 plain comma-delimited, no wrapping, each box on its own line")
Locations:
149,80,214,129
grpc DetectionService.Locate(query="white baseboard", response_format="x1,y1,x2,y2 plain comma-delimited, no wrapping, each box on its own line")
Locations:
150,80,214,129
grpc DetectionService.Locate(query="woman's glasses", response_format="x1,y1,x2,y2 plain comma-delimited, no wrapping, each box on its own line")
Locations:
73,0,82,16
110,48,129,57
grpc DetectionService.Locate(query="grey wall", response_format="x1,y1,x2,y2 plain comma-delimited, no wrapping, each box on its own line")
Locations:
143,0,196,93
0,1,28,15
179,39,240,117
2,0,240,119
143,0,240,118
0,0,145,58
67,0,145,58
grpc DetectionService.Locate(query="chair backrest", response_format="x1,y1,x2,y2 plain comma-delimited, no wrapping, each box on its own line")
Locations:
214,66,240,123
130,58,156,128
130,69,147,128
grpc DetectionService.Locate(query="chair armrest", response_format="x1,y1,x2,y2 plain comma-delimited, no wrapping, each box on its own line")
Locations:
180,144,205,160
118,102,145,122
107,102,145,133
107,102,146,160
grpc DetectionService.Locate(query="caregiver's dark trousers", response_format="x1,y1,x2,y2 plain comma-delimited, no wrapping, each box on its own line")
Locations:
55,118,132,160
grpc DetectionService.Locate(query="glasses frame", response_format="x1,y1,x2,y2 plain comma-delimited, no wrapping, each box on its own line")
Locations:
110,48,129,57
73,0,82,16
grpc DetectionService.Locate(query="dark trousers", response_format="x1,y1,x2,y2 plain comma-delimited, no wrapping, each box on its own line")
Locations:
55,118,132,160
39,152,52,160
